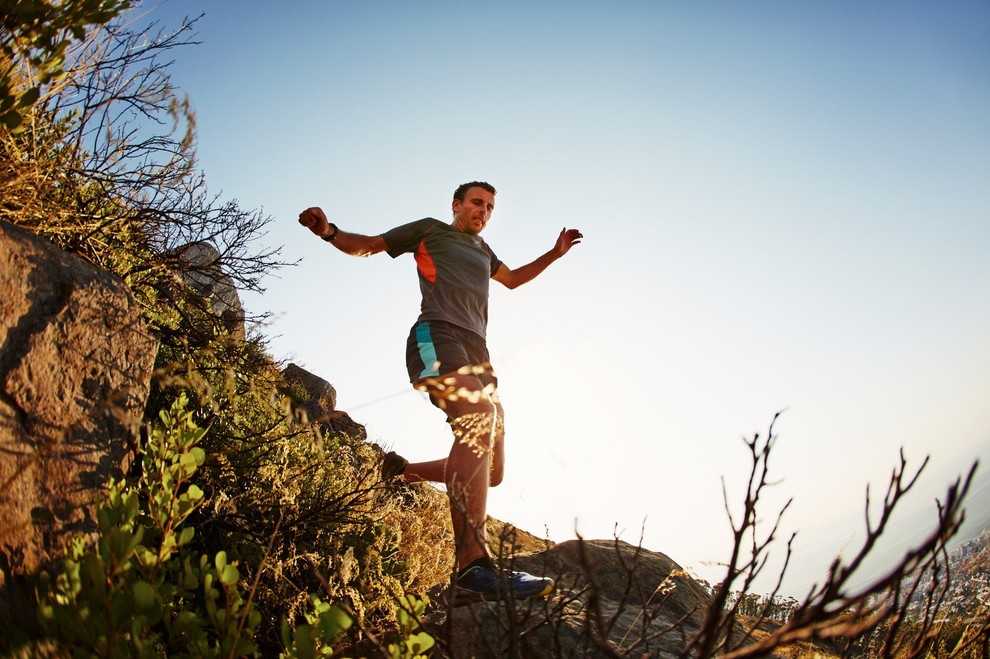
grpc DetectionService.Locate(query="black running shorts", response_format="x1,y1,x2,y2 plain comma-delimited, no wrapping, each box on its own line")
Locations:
405,320,497,390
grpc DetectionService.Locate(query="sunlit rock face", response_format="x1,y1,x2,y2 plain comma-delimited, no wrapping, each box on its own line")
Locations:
0,220,157,624
442,539,711,658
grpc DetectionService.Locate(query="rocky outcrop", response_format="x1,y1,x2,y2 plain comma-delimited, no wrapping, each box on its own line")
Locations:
435,539,711,658
282,362,366,442
0,221,158,625
284,362,337,417
170,241,245,339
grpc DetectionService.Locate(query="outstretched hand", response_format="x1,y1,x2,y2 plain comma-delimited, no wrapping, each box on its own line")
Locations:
554,227,583,257
298,207,330,237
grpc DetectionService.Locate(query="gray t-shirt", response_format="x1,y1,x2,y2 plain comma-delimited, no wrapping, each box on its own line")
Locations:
382,218,503,338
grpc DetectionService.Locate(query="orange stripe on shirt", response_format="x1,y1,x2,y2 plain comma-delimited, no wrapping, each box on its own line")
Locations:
415,241,436,283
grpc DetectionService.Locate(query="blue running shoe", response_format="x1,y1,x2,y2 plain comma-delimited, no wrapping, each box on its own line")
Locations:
455,565,554,602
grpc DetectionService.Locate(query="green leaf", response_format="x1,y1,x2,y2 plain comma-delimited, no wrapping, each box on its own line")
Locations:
183,561,200,589
315,605,352,641
219,563,239,586
409,632,435,653
280,618,292,648
293,625,315,659
186,484,204,501
123,490,140,520
136,546,157,568
179,451,198,473
133,581,156,612
178,526,195,546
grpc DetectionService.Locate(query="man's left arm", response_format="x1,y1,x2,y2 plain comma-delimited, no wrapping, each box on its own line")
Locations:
493,227,583,290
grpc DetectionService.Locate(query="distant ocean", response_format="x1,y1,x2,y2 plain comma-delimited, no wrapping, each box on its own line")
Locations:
684,454,989,598
845,456,990,594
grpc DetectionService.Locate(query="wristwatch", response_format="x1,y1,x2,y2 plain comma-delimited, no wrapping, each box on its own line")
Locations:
321,223,339,242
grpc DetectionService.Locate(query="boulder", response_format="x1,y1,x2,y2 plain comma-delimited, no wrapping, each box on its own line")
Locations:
282,362,366,441
0,221,158,624
283,362,337,413
434,539,711,658
170,241,245,339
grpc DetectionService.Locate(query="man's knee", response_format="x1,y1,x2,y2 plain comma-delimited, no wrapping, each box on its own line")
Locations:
449,411,497,456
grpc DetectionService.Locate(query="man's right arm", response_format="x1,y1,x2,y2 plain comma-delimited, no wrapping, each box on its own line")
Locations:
298,206,386,257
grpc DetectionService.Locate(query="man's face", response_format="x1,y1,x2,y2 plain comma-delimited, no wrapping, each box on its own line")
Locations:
451,187,495,235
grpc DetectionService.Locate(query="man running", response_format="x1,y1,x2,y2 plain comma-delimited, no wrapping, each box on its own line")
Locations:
298,181,582,600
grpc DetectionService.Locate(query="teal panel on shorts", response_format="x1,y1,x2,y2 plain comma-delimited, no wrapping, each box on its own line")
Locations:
415,321,440,378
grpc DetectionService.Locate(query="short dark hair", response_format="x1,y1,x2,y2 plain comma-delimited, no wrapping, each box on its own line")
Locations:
453,181,496,202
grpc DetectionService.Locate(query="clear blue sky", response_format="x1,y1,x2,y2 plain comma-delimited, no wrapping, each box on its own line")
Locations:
131,0,990,595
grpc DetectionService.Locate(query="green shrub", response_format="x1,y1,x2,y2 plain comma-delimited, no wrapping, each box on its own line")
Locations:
36,394,261,657
145,335,434,653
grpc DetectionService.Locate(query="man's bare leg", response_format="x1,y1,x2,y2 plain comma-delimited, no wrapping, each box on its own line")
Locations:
402,458,446,484
396,373,553,599
403,401,505,486
446,412,493,570
414,373,502,570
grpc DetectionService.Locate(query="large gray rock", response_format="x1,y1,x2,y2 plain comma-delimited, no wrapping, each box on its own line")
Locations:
171,241,245,339
0,221,158,620
435,539,711,658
